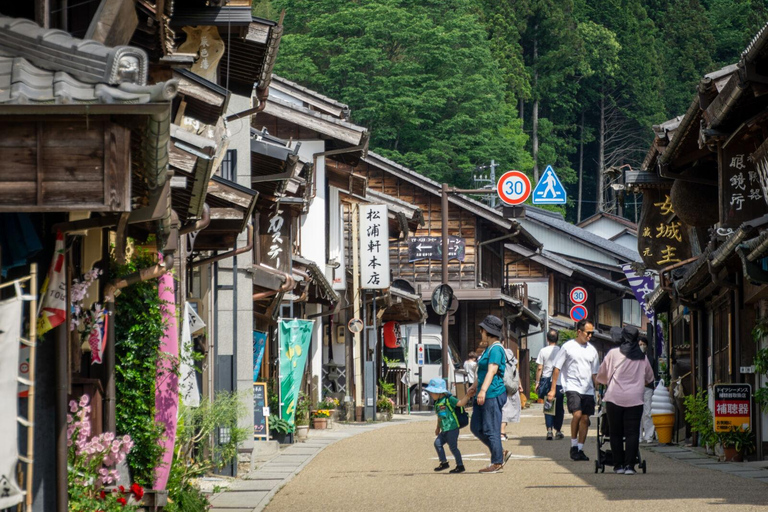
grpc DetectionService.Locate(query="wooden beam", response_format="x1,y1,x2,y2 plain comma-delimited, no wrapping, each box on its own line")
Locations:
86,0,139,46
262,101,365,145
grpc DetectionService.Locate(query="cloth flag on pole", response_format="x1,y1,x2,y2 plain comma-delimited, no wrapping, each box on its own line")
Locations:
87,309,109,365
0,297,24,509
621,264,665,354
37,231,67,336
179,303,202,407
254,330,267,382
279,319,314,427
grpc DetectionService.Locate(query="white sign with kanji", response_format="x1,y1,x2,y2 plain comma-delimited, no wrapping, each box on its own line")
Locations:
360,204,390,289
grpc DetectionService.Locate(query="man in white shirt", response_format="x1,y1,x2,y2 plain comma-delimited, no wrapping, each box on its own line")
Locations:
547,319,599,461
535,329,564,440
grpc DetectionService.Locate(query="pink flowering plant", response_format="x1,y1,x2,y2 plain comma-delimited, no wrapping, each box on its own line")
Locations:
68,394,144,511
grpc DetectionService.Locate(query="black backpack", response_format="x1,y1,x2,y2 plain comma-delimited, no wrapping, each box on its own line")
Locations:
446,398,469,429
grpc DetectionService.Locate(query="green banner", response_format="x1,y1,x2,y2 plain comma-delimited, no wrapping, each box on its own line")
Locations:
279,319,314,426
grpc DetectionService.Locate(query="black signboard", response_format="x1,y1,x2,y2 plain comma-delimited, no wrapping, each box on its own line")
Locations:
408,235,466,262
720,139,767,231
637,189,691,270
253,382,268,440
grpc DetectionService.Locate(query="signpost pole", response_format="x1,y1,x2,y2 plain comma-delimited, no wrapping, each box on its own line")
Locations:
418,322,423,412
441,183,449,381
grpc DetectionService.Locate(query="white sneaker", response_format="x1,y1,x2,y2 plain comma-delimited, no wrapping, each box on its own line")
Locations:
624,467,636,475
614,467,625,474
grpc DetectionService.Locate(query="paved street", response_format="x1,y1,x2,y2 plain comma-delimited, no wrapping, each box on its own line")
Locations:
260,407,768,512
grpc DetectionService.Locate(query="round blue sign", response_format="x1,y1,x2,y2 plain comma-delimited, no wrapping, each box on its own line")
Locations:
570,305,588,322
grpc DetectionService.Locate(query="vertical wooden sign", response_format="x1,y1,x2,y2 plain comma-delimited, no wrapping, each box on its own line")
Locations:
638,189,691,270
720,139,767,232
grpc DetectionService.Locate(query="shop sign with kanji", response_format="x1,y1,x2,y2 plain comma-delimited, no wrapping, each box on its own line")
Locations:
259,202,292,274
407,235,466,263
720,140,767,231
637,189,692,270
713,384,752,433
360,204,390,289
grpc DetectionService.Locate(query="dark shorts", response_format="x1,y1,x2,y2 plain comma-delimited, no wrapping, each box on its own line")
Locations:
566,391,595,416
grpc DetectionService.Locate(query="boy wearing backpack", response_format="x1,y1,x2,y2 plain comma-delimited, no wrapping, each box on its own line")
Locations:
426,378,474,474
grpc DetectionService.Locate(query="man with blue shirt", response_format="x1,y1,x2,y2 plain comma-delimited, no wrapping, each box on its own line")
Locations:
467,315,512,473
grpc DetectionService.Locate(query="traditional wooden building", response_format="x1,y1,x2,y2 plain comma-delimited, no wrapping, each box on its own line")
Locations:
0,1,284,506
627,22,768,458
507,206,641,356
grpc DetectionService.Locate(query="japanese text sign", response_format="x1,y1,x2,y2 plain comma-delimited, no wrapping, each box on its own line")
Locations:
637,189,691,270
713,384,751,433
360,205,390,289
259,202,291,274
721,141,767,231
407,235,466,262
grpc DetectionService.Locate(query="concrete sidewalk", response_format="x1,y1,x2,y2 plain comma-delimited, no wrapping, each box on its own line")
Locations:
646,444,768,484
208,413,433,512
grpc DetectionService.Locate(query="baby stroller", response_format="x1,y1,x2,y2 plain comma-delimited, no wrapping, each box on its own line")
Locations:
594,398,647,473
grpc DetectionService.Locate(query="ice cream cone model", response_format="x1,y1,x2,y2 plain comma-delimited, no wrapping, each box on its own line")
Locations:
651,381,675,444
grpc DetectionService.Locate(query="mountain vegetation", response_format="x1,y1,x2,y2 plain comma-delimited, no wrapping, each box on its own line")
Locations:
254,0,767,222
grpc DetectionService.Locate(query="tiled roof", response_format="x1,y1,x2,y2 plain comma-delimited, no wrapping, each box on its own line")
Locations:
540,250,630,294
0,15,175,106
523,206,640,263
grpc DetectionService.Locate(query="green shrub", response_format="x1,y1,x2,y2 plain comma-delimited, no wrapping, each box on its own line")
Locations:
683,390,716,448
165,392,248,512
112,248,167,487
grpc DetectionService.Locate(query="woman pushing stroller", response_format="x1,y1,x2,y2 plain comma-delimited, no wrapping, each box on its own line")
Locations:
596,325,654,475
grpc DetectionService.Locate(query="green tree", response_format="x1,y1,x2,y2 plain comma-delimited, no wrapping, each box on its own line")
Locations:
703,0,768,65
271,0,531,185
657,0,716,116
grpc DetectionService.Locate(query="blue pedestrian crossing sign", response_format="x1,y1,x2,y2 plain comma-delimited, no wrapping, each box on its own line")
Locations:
532,165,567,205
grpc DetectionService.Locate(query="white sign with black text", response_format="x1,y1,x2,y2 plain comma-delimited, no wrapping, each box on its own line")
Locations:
360,205,390,289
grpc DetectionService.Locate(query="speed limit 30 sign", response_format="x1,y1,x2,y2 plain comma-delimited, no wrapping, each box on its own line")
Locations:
570,287,588,305
497,170,532,205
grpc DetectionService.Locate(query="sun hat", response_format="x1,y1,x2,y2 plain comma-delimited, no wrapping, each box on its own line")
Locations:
479,315,503,338
424,378,449,395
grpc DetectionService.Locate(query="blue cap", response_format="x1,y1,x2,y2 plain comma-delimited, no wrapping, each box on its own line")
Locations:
424,378,449,395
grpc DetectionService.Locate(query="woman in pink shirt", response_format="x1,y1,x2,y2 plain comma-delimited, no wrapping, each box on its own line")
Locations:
596,326,654,475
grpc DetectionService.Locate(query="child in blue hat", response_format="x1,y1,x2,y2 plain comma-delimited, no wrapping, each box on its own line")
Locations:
426,378,475,473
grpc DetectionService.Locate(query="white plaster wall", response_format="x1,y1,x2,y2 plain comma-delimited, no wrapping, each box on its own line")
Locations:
294,140,327,402
220,94,256,452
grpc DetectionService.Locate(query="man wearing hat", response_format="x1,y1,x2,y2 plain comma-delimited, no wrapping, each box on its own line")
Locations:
467,315,512,473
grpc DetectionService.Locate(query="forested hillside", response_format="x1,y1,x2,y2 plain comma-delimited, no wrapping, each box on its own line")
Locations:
254,0,767,222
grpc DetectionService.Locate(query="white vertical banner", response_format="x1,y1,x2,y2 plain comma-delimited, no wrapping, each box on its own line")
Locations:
360,204,390,289
0,297,24,509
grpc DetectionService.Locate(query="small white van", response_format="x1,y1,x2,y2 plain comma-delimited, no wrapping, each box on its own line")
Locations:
382,323,461,406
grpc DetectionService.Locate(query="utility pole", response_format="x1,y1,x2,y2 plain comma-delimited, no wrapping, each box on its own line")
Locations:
439,183,505,379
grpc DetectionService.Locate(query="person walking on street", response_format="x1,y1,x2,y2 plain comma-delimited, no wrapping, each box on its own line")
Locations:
536,328,565,440
547,319,599,461
500,343,522,441
596,326,654,475
467,315,512,473
638,335,656,443
427,378,474,474
463,351,478,385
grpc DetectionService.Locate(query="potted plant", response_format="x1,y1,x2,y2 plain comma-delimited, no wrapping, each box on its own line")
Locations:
376,396,394,421
295,392,310,442
530,391,543,404
269,415,294,444
318,396,340,425
717,427,756,462
312,409,331,429
684,390,717,453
